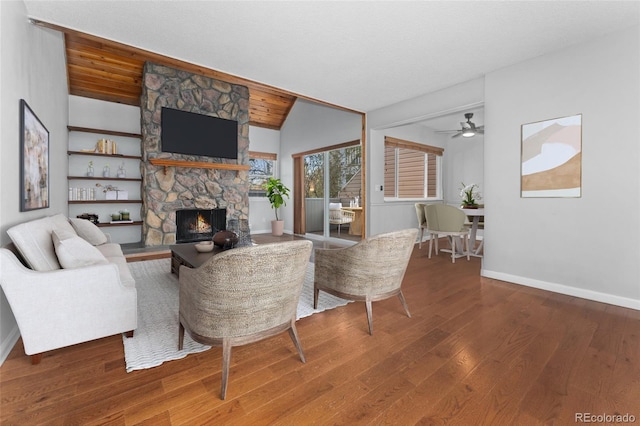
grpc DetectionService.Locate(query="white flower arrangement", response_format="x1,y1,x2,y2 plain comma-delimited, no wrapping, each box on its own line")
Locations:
459,182,481,207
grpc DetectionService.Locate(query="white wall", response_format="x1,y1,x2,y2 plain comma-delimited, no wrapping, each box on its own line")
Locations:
0,1,69,364
444,134,484,206
367,78,485,236
483,25,640,309
279,99,363,234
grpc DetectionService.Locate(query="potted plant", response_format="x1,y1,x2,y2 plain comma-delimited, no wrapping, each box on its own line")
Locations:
264,177,290,236
459,182,481,208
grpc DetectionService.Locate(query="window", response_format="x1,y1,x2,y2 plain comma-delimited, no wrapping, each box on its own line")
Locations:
384,136,443,200
248,151,277,197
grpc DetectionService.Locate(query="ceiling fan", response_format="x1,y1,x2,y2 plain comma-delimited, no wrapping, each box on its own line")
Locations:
437,113,485,138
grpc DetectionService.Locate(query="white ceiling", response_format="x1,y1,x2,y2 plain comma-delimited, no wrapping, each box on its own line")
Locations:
24,0,639,128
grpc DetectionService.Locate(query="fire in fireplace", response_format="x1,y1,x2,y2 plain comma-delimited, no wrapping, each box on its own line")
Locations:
176,208,226,243
190,212,212,234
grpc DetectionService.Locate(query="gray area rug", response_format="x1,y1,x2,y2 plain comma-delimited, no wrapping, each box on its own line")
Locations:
122,258,351,372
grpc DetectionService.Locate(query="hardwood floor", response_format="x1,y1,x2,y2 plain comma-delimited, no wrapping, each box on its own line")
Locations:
1,241,639,425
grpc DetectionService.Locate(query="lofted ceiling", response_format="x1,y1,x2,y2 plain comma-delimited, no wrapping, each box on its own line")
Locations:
24,1,640,131
51,25,303,130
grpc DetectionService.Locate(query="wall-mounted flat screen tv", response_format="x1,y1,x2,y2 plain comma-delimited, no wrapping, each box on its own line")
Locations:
161,107,238,159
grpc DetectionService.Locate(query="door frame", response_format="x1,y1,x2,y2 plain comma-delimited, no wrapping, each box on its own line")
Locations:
292,119,366,238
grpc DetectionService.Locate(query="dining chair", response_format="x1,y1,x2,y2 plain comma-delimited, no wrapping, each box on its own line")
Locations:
424,204,470,263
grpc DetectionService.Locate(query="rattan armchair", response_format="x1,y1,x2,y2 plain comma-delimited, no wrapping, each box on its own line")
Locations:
313,228,418,335
178,240,313,399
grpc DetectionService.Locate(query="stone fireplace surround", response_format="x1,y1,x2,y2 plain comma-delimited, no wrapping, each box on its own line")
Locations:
140,62,250,246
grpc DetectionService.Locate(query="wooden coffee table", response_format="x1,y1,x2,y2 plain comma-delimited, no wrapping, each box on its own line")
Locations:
170,242,223,277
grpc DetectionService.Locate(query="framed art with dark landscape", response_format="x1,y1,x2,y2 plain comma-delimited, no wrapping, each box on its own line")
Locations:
521,114,582,198
20,99,50,211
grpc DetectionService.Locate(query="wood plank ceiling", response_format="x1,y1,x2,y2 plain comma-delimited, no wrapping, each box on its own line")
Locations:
60,26,298,130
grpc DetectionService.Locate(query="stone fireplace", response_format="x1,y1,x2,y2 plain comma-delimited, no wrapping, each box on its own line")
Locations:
140,62,250,246
175,208,227,243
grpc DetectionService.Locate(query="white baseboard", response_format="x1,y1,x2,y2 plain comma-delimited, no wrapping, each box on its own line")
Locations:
481,269,640,311
0,325,21,366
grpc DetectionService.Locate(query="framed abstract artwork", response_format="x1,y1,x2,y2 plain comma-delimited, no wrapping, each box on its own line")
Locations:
20,99,50,211
521,114,582,198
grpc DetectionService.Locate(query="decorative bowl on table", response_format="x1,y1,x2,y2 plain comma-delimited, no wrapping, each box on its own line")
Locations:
213,230,239,248
194,241,214,253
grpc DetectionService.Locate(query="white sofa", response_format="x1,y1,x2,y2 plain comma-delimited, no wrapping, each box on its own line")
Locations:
0,214,137,364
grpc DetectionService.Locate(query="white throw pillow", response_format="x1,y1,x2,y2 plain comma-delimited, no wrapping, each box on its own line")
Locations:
52,229,109,269
69,218,108,246
6,214,77,271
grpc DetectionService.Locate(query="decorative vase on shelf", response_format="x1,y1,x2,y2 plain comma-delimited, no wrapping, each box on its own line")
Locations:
103,164,110,178
117,164,126,178
87,163,94,177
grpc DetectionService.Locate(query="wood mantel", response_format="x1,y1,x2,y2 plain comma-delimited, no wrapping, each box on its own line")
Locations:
148,158,250,173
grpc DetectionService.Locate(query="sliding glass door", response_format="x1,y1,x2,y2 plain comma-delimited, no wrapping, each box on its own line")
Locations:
303,145,361,241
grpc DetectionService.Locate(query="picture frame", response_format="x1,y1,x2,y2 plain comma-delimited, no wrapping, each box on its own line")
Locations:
20,99,50,211
521,114,582,198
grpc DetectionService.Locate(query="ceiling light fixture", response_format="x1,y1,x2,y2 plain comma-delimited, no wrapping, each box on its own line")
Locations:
462,129,475,137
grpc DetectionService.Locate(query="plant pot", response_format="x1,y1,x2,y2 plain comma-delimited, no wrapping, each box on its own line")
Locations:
271,220,284,236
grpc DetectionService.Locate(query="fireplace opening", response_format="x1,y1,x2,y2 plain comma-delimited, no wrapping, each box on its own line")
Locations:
176,208,226,243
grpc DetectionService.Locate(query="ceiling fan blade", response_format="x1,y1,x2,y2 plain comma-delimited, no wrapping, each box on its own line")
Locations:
476,125,484,130
451,132,463,138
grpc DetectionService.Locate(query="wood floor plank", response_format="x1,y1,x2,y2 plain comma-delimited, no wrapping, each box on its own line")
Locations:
1,241,638,424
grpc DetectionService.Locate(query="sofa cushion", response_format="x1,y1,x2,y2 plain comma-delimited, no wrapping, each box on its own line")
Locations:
69,218,108,246
52,229,109,269
96,243,135,288
7,214,77,271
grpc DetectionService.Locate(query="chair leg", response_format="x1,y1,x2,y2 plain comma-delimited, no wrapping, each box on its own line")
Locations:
313,287,320,309
435,234,439,254
365,300,374,335
30,353,43,365
428,233,433,259
178,322,185,350
397,291,411,318
418,228,423,249
451,236,456,263
221,339,232,400
288,321,306,363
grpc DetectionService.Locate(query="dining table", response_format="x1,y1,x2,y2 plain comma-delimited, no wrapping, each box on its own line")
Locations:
461,207,484,257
